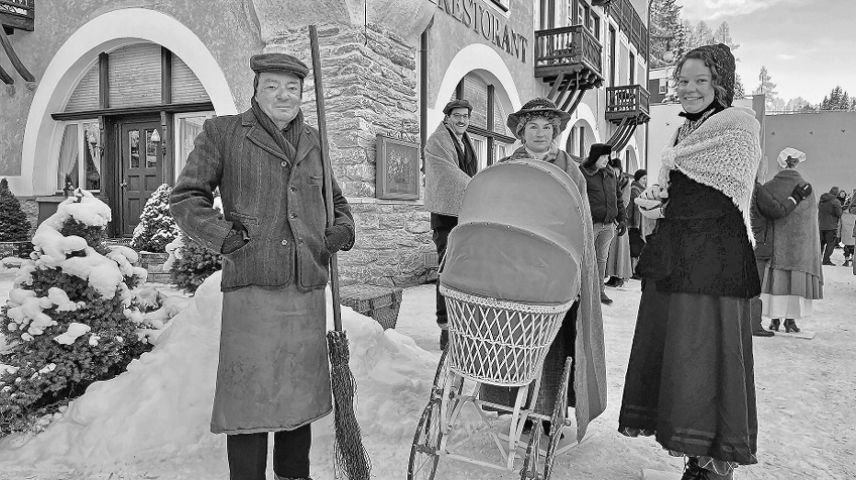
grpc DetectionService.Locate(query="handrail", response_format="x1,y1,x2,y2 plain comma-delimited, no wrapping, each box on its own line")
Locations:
605,84,650,116
534,25,602,73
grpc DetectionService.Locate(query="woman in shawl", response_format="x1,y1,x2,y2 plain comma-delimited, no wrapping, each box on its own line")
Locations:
618,44,761,480
759,151,823,333
480,98,608,442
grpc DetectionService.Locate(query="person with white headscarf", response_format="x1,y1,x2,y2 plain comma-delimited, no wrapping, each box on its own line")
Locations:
759,148,823,333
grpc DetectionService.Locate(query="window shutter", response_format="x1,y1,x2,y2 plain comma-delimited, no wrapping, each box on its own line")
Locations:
65,63,99,112
171,56,210,104
108,43,162,108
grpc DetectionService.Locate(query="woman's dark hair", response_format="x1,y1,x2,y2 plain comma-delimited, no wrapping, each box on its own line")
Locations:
608,157,623,171
785,156,800,169
633,169,647,182
674,50,729,109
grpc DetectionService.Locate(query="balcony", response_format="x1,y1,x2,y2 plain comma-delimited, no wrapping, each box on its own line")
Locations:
534,25,604,91
605,84,650,125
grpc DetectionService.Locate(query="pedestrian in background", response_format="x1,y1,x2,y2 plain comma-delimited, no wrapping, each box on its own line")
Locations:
839,190,856,267
581,143,626,305
750,149,813,337
818,186,843,266
605,157,633,288
627,169,647,278
423,99,478,350
619,44,760,480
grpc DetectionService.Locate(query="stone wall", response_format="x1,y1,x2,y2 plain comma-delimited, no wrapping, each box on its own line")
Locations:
267,23,435,287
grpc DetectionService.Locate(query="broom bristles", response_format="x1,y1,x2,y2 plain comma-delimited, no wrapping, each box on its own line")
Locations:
328,331,372,480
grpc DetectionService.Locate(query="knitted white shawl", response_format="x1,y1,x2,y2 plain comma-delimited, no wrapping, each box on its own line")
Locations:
658,107,762,245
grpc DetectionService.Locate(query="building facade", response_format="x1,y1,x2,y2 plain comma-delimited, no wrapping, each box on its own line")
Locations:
0,0,649,286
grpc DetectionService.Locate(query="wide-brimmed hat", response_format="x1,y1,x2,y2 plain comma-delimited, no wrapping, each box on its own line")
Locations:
777,147,806,168
506,98,572,137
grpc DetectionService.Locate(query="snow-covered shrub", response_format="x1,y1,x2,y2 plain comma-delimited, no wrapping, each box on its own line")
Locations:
130,184,180,253
170,233,222,294
0,178,31,243
0,190,151,436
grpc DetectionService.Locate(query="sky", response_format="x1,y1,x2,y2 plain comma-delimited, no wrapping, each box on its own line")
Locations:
679,0,856,105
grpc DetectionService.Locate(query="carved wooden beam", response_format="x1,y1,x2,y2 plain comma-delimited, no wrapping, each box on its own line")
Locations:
0,28,35,82
0,63,12,84
546,72,565,103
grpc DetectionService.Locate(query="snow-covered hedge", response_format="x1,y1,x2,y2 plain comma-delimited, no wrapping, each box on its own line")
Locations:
0,191,152,436
130,184,180,253
169,233,222,294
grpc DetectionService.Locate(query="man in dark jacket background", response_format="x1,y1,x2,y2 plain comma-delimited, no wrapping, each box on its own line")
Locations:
819,186,843,265
581,143,625,304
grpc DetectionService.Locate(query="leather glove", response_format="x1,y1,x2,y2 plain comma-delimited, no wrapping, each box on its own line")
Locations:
324,225,355,254
790,183,812,203
221,222,249,255
616,221,627,237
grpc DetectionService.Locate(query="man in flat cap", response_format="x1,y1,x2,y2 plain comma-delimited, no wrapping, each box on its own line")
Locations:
423,99,479,349
171,52,355,480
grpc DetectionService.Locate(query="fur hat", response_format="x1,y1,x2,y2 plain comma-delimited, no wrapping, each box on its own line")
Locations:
585,143,612,166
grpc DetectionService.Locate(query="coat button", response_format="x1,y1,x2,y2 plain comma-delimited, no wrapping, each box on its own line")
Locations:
281,161,287,167
290,213,297,219
290,186,296,192
281,239,288,246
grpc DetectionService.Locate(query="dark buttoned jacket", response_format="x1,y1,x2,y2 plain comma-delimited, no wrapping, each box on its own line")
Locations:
170,108,354,292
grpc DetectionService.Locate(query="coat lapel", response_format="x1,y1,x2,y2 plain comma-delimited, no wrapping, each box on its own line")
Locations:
293,128,319,166
242,111,289,162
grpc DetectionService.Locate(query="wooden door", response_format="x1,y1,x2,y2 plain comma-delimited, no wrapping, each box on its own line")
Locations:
119,118,163,236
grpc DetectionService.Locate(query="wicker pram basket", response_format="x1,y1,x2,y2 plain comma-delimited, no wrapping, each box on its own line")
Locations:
441,285,573,387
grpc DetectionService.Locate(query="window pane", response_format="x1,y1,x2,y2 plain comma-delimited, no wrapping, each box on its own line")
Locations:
176,114,212,174
57,124,80,191
129,130,140,169
82,121,101,191
144,129,158,168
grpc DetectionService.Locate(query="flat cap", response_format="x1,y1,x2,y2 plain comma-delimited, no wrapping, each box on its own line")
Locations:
250,53,309,79
443,99,473,115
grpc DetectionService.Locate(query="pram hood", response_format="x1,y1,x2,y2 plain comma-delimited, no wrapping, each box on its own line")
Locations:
440,158,586,305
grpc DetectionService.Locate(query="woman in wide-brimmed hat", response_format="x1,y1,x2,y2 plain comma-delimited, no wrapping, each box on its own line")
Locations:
619,44,762,480
480,98,608,442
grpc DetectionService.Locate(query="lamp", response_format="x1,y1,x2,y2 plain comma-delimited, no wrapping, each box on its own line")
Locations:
150,128,161,143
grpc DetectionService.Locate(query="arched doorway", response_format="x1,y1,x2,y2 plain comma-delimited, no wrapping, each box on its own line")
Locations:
566,118,598,161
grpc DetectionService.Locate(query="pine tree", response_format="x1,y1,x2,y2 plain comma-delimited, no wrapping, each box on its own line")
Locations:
0,178,31,243
713,22,740,53
0,192,151,436
130,184,180,253
754,66,780,112
734,74,746,100
649,0,685,66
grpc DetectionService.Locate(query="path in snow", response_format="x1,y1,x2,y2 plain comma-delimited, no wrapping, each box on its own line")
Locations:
0,250,854,479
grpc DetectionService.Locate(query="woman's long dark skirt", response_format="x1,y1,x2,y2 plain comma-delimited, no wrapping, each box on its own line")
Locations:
618,282,758,466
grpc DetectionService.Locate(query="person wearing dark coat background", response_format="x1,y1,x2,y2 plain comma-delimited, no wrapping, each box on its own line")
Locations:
819,186,843,265
749,155,812,337
627,169,647,278
581,143,626,305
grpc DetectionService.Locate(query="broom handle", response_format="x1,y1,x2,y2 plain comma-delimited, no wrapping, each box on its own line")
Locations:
309,25,343,333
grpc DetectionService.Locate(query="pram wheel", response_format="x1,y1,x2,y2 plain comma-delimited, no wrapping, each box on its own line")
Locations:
408,398,443,480
519,419,543,479
543,357,573,479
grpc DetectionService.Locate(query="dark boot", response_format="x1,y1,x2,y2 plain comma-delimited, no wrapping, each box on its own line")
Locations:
752,328,774,337
680,457,705,480
784,318,801,333
600,291,613,305
605,276,624,287
769,318,781,331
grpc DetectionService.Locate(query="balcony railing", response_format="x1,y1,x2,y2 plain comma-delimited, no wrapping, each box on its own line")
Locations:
605,84,650,123
606,0,648,61
534,25,603,79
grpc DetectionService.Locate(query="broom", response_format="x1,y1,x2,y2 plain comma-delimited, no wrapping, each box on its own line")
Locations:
309,24,372,480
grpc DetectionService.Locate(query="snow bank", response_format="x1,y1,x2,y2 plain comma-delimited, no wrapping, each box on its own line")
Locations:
0,272,440,467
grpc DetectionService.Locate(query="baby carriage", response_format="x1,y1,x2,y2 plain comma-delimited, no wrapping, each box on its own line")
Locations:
408,158,588,479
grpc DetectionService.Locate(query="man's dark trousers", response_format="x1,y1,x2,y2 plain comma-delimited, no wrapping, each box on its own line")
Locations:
820,229,837,263
432,214,458,336
226,424,311,480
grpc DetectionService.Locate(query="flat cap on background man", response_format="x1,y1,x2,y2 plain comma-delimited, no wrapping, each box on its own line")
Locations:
443,99,473,115
250,52,310,78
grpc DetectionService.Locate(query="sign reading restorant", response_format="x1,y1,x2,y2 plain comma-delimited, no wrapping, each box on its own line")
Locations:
433,0,529,63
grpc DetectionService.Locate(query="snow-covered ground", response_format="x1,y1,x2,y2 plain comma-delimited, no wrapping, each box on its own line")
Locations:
0,250,854,480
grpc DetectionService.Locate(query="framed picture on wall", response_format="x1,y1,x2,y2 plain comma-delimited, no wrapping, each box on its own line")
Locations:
376,134,420,200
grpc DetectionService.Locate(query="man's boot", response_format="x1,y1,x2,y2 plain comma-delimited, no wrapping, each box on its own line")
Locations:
600,291,613,305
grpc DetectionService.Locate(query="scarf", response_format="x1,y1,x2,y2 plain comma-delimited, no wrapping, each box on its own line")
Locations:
658,107,762,245
251,98,303,160
445,126,478,177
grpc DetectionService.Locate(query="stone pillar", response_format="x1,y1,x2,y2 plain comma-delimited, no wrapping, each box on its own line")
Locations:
248,0,437,287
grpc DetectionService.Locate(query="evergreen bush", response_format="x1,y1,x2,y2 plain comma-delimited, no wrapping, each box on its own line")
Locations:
0,192,150,436
169,233,222,294
130,184,180,253
0,178,32,243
